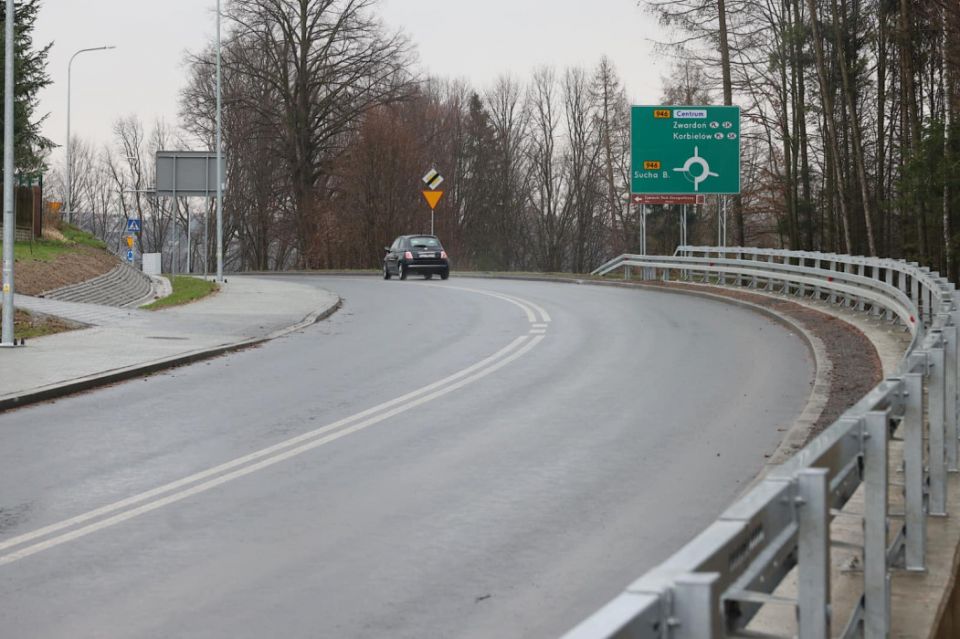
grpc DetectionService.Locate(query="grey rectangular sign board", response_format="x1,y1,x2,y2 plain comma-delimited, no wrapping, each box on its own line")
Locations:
155,150,225,197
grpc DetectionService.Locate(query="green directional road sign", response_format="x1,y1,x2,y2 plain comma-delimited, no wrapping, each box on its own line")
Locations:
631,105,741,195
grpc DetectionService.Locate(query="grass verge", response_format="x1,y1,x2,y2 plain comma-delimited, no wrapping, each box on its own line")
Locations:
14,224,108,262
59,224,108,250
143,276,218,310
14,240,77,262
14,309,75,340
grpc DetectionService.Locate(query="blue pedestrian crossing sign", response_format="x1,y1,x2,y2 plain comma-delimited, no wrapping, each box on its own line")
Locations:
126,219,142,233
126,250,135,262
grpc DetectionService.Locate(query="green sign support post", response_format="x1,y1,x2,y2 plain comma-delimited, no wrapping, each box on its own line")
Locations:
631,105,741,249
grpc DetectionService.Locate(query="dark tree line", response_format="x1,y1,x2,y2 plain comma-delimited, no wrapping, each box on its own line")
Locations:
1,0,52,175
644,0,960,276
56,0,959,276
176,0,642,272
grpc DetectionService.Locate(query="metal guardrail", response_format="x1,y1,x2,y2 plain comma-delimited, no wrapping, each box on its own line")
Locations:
569,247,960,638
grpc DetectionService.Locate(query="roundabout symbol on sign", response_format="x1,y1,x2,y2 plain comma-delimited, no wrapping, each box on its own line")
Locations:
673,146,719,192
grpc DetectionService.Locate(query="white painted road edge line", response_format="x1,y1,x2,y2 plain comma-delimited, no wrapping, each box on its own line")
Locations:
0,335,546,567
505,293,551,323
428,283,545,323
0,335,531,555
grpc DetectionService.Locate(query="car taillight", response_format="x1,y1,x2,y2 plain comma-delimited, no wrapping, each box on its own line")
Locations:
404,251,413,260
441,250,448,259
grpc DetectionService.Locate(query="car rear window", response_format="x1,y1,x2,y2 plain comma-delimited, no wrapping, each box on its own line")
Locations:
410,237,441,248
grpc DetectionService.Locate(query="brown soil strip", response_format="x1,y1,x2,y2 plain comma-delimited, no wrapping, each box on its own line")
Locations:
17,246,118,296
14,309,77,340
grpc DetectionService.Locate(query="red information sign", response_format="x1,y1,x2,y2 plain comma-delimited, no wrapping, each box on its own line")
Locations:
631,194,705,205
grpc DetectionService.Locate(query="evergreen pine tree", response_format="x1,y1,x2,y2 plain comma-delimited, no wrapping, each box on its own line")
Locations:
0,0,52,175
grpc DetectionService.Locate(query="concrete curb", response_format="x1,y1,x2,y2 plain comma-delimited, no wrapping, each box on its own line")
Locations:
0,296,342,413
135,274,174,308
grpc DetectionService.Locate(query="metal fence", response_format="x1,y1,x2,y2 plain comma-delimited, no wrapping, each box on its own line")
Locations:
567,247,959,638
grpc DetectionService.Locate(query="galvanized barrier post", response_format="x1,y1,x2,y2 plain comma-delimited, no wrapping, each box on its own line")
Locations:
863,410,890,638
857,264,877,311
869,265,881,316
883,266,894,321
796,255,804,297
830,260,838,304
844,262,855,307
910,267,921,321
797,468,831,639
672,573,721,639
903,373,927,571
814,257,822,300
929,340,948,516
944,324,958,472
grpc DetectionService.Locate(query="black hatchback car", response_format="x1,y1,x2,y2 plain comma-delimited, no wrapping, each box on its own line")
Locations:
383,235,450,280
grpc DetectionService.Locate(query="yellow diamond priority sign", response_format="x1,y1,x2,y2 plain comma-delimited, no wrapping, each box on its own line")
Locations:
422,168,444,190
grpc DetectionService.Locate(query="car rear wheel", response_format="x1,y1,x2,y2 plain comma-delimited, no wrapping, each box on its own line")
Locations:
440,270,449,280
398,263,408,280
423,273,433,280
383,263,391,280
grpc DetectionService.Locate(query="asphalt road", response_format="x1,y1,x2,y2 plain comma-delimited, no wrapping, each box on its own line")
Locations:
0,276,813,638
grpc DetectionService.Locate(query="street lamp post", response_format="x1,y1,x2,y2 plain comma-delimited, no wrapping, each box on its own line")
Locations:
216,0,224,282
2,0,15,346
65,45,114,225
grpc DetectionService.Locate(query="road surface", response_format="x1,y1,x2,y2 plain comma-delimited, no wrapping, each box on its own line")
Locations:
0,276,813,638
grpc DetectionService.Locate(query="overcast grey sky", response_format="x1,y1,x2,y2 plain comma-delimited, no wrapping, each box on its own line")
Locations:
36,0,668,168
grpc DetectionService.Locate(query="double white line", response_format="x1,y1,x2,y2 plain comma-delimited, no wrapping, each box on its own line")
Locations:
0,287,550,567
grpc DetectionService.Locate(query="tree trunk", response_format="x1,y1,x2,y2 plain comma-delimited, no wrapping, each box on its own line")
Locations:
900,0,926,263
805,0,853,252
944,5,955,278
832,0,877,255
792,0,815,250
716,0,745,245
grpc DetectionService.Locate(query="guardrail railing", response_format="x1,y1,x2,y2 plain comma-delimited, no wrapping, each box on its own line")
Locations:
570,247,960,638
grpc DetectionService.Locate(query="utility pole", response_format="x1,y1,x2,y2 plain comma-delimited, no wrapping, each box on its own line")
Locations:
215,0,224,282
2,0,15,346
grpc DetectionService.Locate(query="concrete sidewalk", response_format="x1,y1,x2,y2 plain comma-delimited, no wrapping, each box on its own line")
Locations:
0,276,340,410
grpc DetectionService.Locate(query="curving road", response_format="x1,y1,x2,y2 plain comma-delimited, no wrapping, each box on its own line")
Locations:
0,276,813,638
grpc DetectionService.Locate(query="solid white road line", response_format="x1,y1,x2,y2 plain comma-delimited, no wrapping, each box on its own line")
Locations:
0,284,554,566
428,284,539,323
0,336,545,566
498,292,551,323
0,336,531,556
